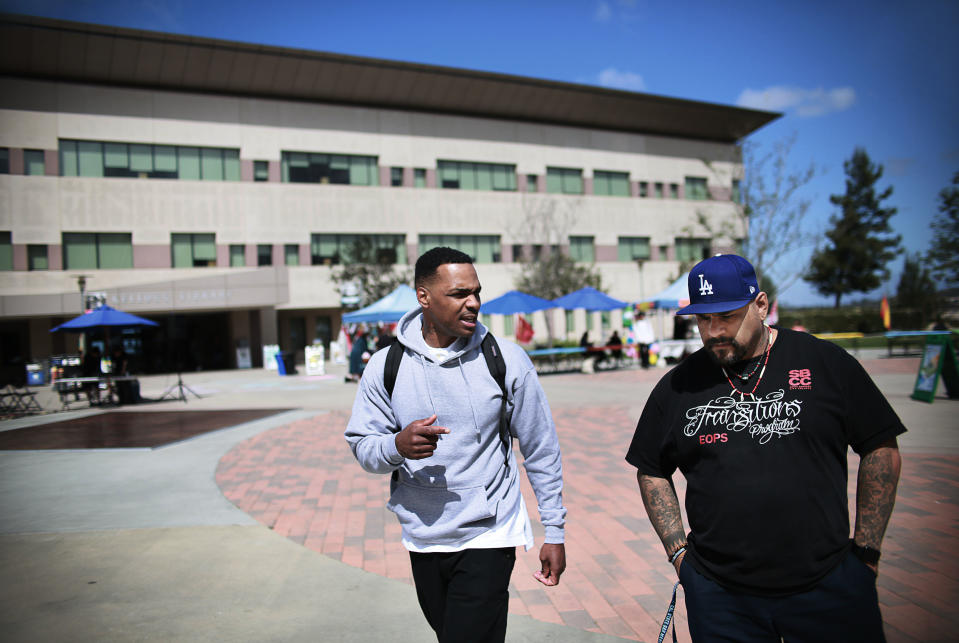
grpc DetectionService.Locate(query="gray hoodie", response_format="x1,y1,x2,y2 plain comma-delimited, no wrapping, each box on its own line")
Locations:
345,308,565,547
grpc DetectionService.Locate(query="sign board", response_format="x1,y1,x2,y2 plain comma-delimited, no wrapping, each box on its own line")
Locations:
236,347,252,369
911,335,959,403
305,345,326,375
262,344,280,371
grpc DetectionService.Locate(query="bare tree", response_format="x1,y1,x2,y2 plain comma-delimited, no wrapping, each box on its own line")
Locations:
693,134,819,297
509,194,602,346
331,237,412,309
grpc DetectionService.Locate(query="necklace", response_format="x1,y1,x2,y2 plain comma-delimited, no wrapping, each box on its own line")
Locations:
722,326,772,398
728,327,770,381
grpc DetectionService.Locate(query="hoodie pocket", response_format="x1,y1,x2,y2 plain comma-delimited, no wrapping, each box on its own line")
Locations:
387,481,496,543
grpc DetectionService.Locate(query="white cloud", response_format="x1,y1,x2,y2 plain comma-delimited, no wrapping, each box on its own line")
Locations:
594,1,612,22
597,67,645,91
736,85,856,117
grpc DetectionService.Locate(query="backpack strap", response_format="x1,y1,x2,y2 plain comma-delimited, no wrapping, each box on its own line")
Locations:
383,339,404,399
481,334,512,468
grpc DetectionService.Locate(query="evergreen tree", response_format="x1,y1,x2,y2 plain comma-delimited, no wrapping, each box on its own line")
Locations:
804,148,901,307
927,171,959,286
896,253,939,327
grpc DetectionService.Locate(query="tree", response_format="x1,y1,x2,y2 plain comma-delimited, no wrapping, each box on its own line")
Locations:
896,253,939,327
804,147,901,307
927,171,959,286
331,237,412,309
691,134,818,297
511,194,602,346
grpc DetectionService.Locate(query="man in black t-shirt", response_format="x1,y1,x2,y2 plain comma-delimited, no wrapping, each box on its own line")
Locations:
626,255,904,642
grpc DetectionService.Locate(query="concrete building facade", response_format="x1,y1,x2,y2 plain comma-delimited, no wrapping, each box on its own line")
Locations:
0,14,777,372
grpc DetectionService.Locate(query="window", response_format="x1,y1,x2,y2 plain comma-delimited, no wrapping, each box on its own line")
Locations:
546,167,583,194
511,244,524,262
310,234,407,266
675,238,712,264
526,174,538,191
565,310,575,334
253,160,269,182
285,244,300,266
481,313,492,330
639,181,648,197
229,244,245,267
601,311,610,332
28,245,48,271
504,315,515,336
654,182,664,198
437,160,516,191
419,235,501,263
171,233,216,268
281,152,377,185
60,140,240,180
24,149,45,176
414,168,427,188
569,236,595,263
586,312,594,331
685,176,708,200
0,148,9,174
0,232,11,270
63,233,134,269
257,244,272,266
659,244,669,260
390,167,404,187
618,236,651,262
669,183,679,199
732,179,742,204
593,170,629,197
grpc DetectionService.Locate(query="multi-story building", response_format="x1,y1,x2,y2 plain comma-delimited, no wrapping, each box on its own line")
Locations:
0,14,777,372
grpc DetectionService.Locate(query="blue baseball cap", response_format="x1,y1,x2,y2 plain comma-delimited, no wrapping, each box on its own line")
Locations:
676,254,760,315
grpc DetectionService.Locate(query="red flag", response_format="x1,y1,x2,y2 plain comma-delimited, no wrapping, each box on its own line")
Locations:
880,296,891,330
516,315,534,344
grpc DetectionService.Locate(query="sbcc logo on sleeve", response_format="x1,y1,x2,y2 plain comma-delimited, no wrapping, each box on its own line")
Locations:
788,368,812,390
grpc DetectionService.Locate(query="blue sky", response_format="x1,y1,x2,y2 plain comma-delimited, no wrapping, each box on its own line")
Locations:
4,0,957,306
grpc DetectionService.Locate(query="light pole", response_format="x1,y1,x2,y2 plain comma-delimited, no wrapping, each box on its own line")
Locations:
75,274,89,353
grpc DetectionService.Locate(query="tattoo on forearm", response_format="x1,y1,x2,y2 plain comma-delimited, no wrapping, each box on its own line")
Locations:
638,473,687,555
855,442,902,549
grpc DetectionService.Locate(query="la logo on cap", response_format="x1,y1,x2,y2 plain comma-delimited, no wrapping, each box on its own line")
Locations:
698,274,713,296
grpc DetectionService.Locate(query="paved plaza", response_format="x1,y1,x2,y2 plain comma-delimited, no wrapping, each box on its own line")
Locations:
1,350,957,641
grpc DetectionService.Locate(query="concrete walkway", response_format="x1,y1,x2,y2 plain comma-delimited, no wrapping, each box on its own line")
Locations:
1,351,957,641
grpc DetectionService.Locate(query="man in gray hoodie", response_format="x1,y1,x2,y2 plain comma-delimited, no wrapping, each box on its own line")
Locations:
345,247,566,643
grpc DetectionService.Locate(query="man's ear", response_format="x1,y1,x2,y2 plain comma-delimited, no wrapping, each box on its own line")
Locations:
755,292,769,320
416,285,430,310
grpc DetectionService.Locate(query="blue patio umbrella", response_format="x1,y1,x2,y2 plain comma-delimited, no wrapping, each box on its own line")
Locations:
480,290,554,315
341,284,419,324
552,287,627,311
50,305,159,332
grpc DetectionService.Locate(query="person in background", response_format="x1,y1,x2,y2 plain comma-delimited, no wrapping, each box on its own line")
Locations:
346,327,369,383
633,311,655,369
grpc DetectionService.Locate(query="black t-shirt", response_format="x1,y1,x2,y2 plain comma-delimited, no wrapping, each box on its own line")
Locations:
625,328,905,596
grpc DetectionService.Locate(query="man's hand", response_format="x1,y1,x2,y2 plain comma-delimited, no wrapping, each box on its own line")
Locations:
534,543,566,586
395,414,449,460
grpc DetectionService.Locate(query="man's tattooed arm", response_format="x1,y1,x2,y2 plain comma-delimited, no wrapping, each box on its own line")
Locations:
854,439,902,570
638,473,687,573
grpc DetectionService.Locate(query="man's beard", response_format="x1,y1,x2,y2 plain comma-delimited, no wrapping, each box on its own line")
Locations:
704,337,749,367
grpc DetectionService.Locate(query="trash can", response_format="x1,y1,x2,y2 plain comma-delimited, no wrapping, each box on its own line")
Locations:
26,362,45,386
275,351,297,376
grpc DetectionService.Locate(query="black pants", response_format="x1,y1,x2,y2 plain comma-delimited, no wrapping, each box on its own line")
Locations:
680,550,885,642
409,547,516,643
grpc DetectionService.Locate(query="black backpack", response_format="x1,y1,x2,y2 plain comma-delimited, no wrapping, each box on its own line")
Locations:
383,334,512,469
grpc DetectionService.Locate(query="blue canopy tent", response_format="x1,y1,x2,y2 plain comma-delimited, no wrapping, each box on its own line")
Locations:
641,273,690,309
480,290,554,315
552,286,627,311
341,284,419,324
50,305,159,332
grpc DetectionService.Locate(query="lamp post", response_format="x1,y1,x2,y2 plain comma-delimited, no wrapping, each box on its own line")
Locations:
75,274,89,353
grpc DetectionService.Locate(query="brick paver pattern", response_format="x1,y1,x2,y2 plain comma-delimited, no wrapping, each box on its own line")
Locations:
217,370,959,642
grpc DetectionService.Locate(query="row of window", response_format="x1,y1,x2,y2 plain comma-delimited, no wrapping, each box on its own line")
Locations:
0,231,713,271
0,143,741,201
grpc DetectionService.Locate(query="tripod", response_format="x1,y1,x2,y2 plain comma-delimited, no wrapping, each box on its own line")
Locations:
159,371,202,402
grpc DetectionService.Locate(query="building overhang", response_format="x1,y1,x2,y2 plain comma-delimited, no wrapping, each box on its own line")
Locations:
0,13,779,143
